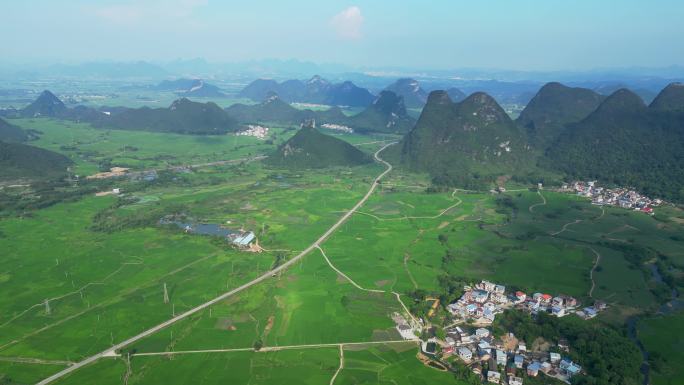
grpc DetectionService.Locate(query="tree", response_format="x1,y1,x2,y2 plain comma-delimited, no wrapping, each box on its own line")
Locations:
253,339,263,351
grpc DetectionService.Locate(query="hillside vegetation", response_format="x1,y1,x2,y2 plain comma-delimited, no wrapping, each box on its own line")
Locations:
266,125,371,169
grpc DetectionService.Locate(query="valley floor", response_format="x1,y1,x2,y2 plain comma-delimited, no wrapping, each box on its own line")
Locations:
0,119,683,385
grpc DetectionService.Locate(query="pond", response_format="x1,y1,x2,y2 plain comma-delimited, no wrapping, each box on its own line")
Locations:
160,219,238,238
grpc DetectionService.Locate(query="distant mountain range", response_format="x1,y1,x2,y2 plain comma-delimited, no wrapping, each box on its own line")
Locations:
6,82,684,201
227,90,414,134
238,75,375,107
4,90,238,135
266,123,371,169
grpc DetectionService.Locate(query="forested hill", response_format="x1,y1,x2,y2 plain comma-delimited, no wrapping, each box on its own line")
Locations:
0,141,72,180
516,82,605,148
649,82,684,112
345,91,415,134
398,90,533,188
98,98,238,134
266,124,371,169
0,117,29,142
21,90,67,118
545,87,684,202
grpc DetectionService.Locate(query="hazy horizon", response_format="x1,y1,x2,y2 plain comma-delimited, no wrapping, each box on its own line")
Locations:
2,0,683,72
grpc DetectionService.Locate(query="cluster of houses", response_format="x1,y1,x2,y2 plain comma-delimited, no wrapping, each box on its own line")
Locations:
439,326,583,384
320,123,354,133
446,281,606,324
447,280,510,324
236,125,269,139
564,181,662,214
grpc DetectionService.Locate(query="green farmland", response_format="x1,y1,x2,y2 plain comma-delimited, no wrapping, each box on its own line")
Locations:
0,121,683,385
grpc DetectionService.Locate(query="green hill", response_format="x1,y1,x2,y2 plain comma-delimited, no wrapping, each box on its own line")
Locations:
0,141,72,180
21,90,67,118
101,98,238,134
517,82,604,148
266,124,371,169
226,94,347,126
545,88,684,202
346,91,415,134
649,82,684,112
399,90,533,187
0,117,28,142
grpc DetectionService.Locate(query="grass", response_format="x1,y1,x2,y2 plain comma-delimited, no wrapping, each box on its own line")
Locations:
0,361,66,385
638,310,684,385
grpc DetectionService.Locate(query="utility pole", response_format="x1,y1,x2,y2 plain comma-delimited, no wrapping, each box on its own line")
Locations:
44,299,51,315
163,283,169,304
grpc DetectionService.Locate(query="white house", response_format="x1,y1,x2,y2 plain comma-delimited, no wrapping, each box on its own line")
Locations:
458,347,473,361
487,371,501,384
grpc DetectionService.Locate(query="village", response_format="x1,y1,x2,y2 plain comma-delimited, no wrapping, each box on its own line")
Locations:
393,280,608,384
236,124,269,139
562,181,662,214
320,123,354,133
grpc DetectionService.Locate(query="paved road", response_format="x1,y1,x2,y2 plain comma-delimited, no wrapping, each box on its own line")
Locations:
127,339,416,357
36,142,397,385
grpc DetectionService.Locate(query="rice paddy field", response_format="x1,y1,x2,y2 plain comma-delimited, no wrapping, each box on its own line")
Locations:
1,120,683,384
638,311,684,385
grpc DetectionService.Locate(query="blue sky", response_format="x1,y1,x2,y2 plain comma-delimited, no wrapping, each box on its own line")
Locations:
1,0,683,70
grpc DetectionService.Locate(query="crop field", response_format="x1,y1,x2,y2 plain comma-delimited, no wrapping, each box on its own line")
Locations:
638,311,684,385
8,118,291,175
52,348,341,385
0,154,386,380
123,246,401,354
2,125,683,384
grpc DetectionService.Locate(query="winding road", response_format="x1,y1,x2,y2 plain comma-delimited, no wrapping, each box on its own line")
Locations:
36,143,397,385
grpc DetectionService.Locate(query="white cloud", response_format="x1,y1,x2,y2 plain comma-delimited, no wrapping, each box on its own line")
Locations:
330,6,363,40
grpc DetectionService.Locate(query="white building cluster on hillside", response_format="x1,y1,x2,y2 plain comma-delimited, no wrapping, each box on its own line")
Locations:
320,123,354,133
236,125,269,139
